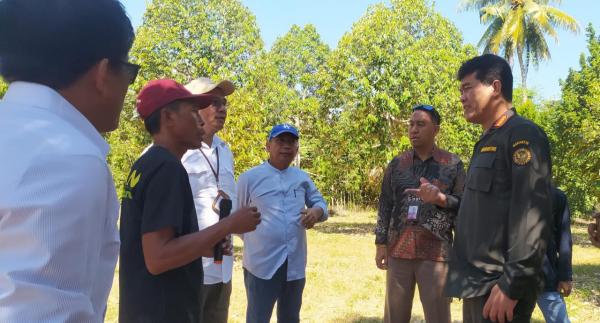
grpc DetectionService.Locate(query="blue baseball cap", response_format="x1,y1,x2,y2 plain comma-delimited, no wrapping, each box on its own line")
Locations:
268,123,299,140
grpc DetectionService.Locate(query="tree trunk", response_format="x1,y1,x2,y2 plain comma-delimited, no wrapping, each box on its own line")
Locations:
517,46,528,103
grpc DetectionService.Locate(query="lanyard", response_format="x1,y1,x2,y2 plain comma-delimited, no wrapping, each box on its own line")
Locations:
199,146,220,186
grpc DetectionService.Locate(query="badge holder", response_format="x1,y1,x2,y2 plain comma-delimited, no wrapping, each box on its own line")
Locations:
407,195,421,225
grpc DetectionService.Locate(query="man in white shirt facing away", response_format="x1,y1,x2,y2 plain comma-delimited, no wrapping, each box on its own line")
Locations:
0,1,136,322
237,124,328,323
181,77,236,323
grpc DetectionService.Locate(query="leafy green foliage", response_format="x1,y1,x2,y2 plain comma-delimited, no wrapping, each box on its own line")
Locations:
268,24,331,173
0,79,7,97
314,0,478,205
543,24,600,216
107,0,264,193
99,0,596,216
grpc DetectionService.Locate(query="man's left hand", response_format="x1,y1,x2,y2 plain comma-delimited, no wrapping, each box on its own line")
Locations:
301,207,323,229
483,284,518,323
558,281,572,297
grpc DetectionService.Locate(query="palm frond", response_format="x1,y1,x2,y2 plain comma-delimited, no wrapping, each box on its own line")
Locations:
478,17,505,53
544,6,580,34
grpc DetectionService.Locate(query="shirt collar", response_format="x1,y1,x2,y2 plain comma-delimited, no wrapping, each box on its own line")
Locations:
411,146,443,163
3,81,110,157
483,108,516,136
201,135,225,150
263,160,289,173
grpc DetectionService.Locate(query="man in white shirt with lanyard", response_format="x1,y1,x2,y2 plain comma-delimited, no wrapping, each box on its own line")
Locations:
181,77,236,323
0,1,136,322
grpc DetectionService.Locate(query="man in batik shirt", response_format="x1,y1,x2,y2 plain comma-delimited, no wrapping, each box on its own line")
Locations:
375,104,465,323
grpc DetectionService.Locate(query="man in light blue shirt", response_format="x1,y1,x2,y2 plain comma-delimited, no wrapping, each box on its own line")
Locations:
237,124,328,323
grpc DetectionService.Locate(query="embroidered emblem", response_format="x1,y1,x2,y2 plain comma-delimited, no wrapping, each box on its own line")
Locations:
512,140,530,147
513,147,532,166
481,146,497,153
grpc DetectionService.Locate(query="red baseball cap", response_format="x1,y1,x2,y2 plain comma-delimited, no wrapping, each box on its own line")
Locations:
136,79,215,120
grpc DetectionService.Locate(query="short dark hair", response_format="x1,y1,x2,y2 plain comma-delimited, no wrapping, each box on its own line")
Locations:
457,54,513,102
0,0,135,89
412,104,441,125
144,101,182,135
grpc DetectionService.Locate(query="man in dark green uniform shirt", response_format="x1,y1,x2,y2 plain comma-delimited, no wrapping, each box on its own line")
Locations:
445,54,552,323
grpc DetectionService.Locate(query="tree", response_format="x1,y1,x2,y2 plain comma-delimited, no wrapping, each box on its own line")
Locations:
106,0,264,193
270,24,330,99
268,24,331,169
132,0,263,85
461,0,579,101
544,24,600,216
315,0,477,206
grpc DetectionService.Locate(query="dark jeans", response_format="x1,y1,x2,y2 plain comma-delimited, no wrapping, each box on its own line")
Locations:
198,281,232,323
243,260,305,323
463,293,537,323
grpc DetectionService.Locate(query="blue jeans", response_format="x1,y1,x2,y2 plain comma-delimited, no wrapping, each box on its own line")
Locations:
243,260,305,323
537,291,571,323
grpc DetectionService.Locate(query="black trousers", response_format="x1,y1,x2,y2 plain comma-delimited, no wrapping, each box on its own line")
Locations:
463,293,537,323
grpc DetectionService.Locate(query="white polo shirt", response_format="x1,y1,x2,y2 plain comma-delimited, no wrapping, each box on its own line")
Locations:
0,82,120,322
181,136,236,284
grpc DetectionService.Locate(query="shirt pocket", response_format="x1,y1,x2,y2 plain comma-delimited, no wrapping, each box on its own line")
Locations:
291,185,307,212
466,153,495,192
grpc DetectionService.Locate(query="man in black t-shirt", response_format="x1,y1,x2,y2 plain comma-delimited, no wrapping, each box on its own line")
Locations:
119,79,261,323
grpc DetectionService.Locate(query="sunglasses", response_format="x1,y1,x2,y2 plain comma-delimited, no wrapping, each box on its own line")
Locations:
413,104,435,112
118,60,141,85
412,104,441,124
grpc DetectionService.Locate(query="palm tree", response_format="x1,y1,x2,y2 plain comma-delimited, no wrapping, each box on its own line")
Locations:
460,0,579,102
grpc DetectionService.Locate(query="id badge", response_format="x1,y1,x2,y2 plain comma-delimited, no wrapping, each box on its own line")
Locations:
407,205,419,220
407,196,421,221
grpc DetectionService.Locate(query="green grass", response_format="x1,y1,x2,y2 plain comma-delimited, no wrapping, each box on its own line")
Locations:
105,209,600,322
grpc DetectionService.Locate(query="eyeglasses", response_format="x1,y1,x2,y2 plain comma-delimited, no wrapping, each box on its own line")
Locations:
118,60,141,85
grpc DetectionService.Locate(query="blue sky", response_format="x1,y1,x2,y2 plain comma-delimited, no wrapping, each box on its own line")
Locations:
122,0,599,101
